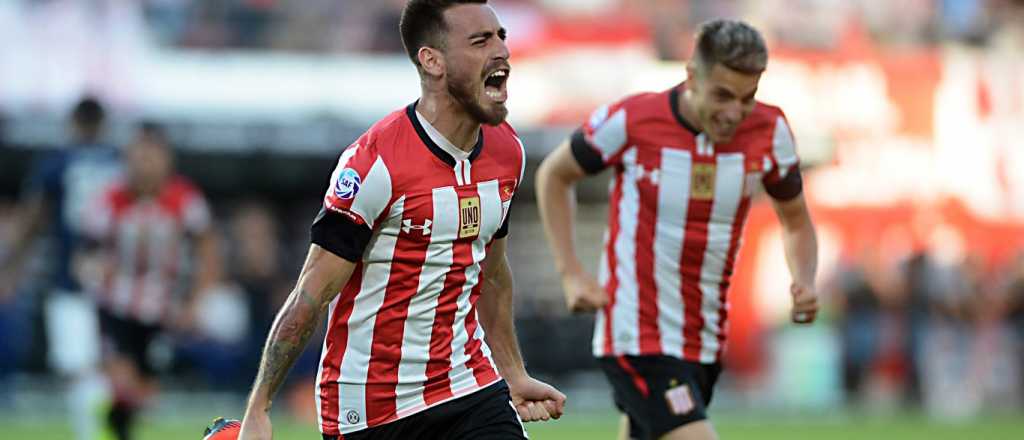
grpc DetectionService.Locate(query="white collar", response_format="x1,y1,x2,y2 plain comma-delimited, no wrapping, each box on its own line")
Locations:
416,110,473,161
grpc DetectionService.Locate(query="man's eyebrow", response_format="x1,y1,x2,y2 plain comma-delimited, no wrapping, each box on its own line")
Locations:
714,87,736,97
469,27,506,40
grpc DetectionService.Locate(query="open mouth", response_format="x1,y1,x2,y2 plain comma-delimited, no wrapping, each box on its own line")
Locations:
484,68,509,103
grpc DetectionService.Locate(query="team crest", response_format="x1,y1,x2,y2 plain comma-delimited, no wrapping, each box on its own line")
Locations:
334,168,361,200
458,196,481,239
500,179,516,202
691,163,716,200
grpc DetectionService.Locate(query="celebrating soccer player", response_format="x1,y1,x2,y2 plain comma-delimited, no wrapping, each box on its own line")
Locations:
536,20,819,440
238,1,565,439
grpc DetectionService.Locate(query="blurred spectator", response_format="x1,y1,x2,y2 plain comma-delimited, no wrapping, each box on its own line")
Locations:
831,255,884,404
1000,253,1024,400
228,201,289,342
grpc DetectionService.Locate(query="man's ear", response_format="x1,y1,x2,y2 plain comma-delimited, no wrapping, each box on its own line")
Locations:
418,47,445,78
686,63,699,88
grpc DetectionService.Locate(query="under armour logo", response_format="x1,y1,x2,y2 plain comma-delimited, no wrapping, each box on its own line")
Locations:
402,218,432,235
635,165,660,185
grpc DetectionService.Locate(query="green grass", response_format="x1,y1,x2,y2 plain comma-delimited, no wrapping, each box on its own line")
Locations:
3,412,1023,440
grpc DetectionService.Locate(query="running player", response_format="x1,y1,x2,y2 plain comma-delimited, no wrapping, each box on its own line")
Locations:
238,2,565,439
536,20,820,440
0,97,120,440
81,122,220,440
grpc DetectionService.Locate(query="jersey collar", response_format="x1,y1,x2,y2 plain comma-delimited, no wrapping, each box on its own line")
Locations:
669,84,702,136
406,102,484,168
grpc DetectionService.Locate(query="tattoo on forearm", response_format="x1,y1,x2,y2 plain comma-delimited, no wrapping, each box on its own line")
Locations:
251,287,325,407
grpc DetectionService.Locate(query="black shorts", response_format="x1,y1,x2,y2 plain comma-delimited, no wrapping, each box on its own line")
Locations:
98,309,162,377
323,381,527,440
598,355,722,440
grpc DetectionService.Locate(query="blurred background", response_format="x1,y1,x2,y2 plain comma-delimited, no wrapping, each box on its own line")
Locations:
1,0,1023,438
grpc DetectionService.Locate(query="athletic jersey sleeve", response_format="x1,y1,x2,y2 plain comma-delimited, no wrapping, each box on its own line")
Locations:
311,140,393,262
23,152,67,203
570,100,631,174
182,186,212,234
762,112,803,201
493,133,526,239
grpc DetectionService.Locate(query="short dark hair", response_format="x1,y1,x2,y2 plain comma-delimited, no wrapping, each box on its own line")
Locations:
692,19,768,75
137,120,169,146
400,0,487,68
71,96,105,129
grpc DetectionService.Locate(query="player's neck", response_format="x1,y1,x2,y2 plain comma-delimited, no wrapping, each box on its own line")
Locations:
677,85,705,133
415,96,480,152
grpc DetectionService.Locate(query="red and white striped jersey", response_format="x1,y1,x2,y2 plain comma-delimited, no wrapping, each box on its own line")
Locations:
312,103,525,436
571,84,801,364
84,177,211,325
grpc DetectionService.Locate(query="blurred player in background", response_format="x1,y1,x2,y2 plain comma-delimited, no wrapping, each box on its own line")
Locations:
536,19,819,440
0,97,120,440
80,122,220,440
239,1,564,439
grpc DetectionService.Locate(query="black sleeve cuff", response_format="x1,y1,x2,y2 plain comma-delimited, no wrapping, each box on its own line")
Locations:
310,208,372,262
764,168,803,201
570,129,606,175
494,213,511,239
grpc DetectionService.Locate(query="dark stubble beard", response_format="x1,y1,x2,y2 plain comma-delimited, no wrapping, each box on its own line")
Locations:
447,69,507,126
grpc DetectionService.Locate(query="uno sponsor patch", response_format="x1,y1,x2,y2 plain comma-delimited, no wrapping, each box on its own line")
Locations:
664,383,695,415
691,163,715,200
334,168,361,200
458,196,481,239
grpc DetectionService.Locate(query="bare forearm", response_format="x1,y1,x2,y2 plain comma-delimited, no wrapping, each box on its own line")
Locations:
190,230,222,298
536,162,583,275
478,260,527,383
246,287,326,413
245,245,353,416
782,221,817,287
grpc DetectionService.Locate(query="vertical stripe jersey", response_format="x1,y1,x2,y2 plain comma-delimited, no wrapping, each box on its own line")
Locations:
570,83,803,364
310,103,525,436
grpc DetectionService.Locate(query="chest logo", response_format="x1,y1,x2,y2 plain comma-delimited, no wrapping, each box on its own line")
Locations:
402,218,432,235
691,163,716,200
458,196,481,239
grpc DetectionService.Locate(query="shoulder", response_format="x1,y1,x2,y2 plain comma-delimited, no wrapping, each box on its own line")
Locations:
588,90,672,134
597,90,664,118
482,122,526,165
162,176,206,208
102,178,131,205
354,106,415,157
166,175,201,194
746,101,789,132
34,150,71,177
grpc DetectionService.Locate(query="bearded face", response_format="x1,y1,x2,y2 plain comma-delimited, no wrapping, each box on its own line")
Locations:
439,4,510,126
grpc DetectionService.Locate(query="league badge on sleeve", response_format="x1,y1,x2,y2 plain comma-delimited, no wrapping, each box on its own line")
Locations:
334,168,362,200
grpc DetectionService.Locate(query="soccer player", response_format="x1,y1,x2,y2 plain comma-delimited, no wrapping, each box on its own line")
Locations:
536,20,820,440
238,1,565,439
0,97,120,440
80,122,220,440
